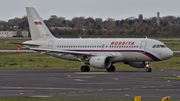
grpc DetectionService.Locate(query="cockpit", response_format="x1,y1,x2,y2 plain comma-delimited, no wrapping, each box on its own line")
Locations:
152,44,166,48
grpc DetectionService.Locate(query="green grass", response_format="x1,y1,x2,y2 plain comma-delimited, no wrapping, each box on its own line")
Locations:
149,53,180,70
153,76,180,81
0,52,83,70
160,39,180,50
0,52,180,70
0,38,29,50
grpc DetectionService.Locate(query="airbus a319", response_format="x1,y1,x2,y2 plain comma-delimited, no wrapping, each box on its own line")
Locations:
22,7,173,72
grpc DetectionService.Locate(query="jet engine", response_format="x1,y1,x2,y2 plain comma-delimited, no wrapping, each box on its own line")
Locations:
89,56,111,68
124,62,146,68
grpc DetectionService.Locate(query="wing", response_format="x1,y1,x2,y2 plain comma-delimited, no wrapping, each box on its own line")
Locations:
30,48,92,56
30,48,114,62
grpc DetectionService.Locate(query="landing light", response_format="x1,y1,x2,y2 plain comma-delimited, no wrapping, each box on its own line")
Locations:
145,64,149,68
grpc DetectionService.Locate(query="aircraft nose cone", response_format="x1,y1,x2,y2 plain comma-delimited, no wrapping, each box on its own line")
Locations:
167,49,173,58
162,49,173,60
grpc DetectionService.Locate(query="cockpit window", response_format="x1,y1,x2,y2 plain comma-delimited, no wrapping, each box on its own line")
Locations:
152,44,166,48
160,45,166,48
156,45,160,48
152,45,156,48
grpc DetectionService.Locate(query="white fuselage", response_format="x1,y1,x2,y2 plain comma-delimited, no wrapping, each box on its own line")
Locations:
24,38,173,63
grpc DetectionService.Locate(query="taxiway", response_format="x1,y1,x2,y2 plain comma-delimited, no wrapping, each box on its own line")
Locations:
0,70,179,100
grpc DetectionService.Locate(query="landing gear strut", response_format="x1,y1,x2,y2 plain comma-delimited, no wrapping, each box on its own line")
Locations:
145,62,152,72
81,65,90,72
106,65,116,72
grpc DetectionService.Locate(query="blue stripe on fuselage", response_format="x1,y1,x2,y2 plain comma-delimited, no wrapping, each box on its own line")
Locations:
67,50,160,61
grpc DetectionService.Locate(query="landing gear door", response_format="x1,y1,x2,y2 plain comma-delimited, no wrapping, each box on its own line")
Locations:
48,41,54,49
140,41,147,53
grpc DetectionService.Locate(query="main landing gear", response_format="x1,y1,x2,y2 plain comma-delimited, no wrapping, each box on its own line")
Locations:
106,65,116,72
80,65,116,72
81,65,90,72
145,62,152,72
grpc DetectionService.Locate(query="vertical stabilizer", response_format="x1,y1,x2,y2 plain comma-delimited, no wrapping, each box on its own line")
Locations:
26,7,55,40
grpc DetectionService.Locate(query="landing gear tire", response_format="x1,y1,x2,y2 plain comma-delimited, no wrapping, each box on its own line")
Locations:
106,65,115,72
81,66,90,72
146,68,152,72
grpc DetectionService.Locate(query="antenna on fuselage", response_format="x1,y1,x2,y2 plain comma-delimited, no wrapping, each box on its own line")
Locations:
145,36,148,39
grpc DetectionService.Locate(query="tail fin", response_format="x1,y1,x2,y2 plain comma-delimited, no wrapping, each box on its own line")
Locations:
26,7,55,40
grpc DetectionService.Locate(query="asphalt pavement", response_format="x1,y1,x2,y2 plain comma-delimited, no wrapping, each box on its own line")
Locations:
0,70,179,100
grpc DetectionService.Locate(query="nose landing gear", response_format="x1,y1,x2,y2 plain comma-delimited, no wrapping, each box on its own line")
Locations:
145,62,152,72
146,67,152,72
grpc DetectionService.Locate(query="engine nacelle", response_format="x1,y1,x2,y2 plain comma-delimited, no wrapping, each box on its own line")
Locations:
89,56,111,68
124,62,145,68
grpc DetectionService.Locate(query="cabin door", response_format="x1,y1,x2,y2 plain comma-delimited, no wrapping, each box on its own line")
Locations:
101,44,105,50
48,41,54,49
140,41,147,53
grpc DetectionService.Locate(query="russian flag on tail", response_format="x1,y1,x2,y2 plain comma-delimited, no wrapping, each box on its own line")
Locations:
34,20,42,25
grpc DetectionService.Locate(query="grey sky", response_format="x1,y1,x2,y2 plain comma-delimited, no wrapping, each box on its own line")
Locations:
0,0,180,21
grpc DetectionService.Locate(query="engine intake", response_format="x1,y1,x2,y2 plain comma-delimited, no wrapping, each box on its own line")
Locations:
89,56,111,68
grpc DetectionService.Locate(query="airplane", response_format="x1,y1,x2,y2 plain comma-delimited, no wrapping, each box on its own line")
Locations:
23,7,173,72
